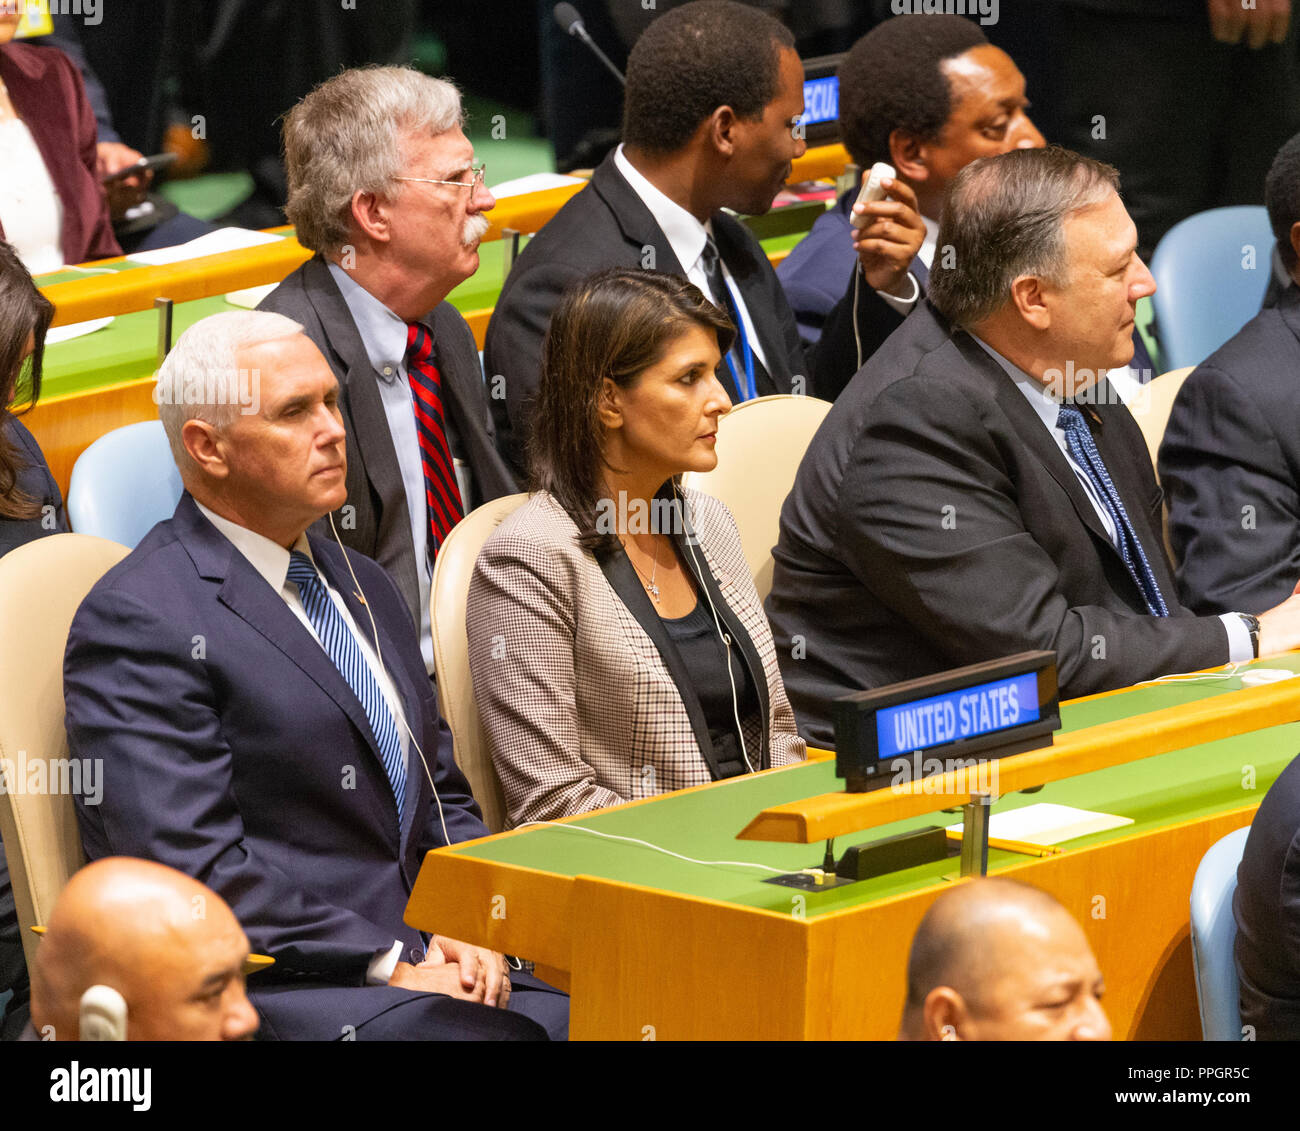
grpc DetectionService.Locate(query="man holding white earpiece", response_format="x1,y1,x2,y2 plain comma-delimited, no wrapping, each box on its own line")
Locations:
62,311,568,1042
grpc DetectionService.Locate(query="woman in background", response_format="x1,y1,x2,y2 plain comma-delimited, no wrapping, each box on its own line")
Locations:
0,9,121,272
468,268,804,827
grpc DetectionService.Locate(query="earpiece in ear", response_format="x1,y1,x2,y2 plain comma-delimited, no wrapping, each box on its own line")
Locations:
79,984,128,1041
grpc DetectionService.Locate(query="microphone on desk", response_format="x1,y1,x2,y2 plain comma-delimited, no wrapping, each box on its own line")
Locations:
554,2,627,87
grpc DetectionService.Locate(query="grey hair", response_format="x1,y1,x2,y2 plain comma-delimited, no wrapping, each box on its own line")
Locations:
283,65,465,256
928,146,1121,328
155,310,304,472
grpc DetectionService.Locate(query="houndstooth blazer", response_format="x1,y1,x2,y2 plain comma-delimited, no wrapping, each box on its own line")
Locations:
467,488,806,826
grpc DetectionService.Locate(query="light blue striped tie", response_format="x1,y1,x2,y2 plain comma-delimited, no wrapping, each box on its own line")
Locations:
1057,405,1169,617
286,551,406,818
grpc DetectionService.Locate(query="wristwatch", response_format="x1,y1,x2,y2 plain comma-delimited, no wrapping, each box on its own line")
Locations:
1238,613,1261,659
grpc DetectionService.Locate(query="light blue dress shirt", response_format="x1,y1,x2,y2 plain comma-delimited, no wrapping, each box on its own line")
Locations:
327,262,471,675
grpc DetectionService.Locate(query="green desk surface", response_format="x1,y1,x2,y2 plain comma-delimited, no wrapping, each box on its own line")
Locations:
450,655,1300,920
37,230,815,402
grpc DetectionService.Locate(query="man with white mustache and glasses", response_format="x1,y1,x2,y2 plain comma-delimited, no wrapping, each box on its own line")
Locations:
260,67,516,679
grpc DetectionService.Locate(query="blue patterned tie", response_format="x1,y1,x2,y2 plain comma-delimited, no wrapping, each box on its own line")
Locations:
1057,405,1169,616
286,550,406,817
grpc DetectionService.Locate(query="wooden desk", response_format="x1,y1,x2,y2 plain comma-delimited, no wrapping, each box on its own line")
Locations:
406,662,1300,1039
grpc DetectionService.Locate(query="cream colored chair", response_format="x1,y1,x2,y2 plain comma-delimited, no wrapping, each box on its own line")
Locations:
430,493,529,834
1127,367,1194,566
1128,366,1194,478
0,534,129,971
681,393,833,601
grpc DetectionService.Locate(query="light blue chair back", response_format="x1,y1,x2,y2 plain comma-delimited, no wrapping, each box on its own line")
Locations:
66,420,183,548
1189,825,1251,1041
1150,206,1275,371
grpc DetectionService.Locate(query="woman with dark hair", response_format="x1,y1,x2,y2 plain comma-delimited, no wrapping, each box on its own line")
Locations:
0,238,64,1042
467,268,804,826
0,239,62,554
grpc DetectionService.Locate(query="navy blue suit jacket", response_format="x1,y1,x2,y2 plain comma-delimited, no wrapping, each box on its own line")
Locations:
64,494,492,1035
1235,751,1300,1040
1160,284,1300,615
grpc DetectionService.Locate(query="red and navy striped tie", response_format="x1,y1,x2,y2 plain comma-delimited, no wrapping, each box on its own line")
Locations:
404,322,463,554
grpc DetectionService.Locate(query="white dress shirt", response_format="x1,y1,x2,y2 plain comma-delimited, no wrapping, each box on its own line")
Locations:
614,144,771,374
327,262,471,676
194,501,411,981
969,339,1251,663
0,118,63,275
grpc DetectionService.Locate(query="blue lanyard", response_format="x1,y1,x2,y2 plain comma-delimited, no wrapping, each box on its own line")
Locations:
719,279,758,402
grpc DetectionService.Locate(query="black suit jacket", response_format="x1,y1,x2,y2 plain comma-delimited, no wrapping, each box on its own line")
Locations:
483,152,808,478
64,494,493,1038
765,301,1229,746
1234,751,1300,1040
1160,284,1300,615
259,258,517,629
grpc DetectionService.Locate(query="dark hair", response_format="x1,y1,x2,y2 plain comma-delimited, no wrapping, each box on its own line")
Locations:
929,146,1119,327
839,15,988,170
1266,131,1300,273
622,1,795,154
528,268,734,553
0,242,54,520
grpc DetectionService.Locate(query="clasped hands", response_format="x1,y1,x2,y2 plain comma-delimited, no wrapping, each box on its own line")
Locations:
389,934,513,1008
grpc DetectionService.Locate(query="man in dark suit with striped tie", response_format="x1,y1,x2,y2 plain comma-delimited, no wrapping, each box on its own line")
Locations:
766,146,1300,747
63,311,567,1040
259,66,516,678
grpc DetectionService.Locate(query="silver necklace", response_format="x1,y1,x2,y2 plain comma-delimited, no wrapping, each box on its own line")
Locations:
623,536,661,602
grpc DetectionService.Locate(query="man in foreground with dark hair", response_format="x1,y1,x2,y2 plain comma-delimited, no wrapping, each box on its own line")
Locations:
485,0,808,478
1159,130,1300,616
766,146,1300,746
898,878,1110,1042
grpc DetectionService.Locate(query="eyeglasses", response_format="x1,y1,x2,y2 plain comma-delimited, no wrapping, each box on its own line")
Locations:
394,162,487,192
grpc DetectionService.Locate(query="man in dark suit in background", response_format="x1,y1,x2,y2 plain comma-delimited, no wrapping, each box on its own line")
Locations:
485,0,809,479
779,16,1040,363
63,311,566,1040
784,14,1155,402
260,67,514,677
1160,131,1300,615
766,147,1300,747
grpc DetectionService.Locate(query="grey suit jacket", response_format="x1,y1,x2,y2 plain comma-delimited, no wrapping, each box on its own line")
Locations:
259,256,517,629
467,489,805,825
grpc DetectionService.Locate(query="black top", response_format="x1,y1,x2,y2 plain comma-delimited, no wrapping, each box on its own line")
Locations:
660,598,759,779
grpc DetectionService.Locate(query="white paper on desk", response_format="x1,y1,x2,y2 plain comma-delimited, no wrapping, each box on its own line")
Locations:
488,172,585,198
225,283,277,309
946,802,1133,846
125,228,283,266
45,316,114,345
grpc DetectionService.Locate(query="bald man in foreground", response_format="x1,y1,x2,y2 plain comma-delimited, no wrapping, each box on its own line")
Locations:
29,858,259,1041
898,877,1111,1041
